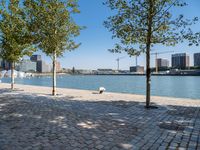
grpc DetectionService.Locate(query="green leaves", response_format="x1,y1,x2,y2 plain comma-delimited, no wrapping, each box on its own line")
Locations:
0,0,35,63
104,0,200,57
24,0,82,58
0,0,82,62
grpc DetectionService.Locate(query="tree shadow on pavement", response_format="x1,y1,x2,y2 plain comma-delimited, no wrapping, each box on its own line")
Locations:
0,91,199,150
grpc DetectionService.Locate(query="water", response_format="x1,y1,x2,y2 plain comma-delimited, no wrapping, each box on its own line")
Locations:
1,75,200,99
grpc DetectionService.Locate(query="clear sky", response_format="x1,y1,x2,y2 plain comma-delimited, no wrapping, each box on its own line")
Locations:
33,0,200,70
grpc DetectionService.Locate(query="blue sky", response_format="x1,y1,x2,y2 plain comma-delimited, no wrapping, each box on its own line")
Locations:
34,0,200,70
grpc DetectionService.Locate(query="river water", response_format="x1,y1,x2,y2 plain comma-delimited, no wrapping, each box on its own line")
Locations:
1,75,200,99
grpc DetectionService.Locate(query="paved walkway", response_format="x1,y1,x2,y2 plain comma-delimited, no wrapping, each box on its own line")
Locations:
0,88,200,150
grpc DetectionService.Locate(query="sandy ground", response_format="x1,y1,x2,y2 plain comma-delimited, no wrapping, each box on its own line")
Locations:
0,83,200,107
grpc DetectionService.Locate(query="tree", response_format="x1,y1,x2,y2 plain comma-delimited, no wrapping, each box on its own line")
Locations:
0,0,34,89
24,0,82,96
104,0,199,108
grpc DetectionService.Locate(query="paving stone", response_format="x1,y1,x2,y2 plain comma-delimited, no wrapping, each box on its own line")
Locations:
0,90,200,149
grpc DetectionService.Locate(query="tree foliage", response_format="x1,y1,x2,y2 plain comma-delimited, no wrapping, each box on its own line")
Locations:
0,0,34,62
24,0,82,58
104,0,199,56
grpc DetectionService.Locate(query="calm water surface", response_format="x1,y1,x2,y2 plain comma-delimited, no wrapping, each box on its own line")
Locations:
1,75,200,99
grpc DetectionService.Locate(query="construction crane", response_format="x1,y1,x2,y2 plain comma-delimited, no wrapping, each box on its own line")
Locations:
116,56,126,71
135,52,140,66
151,51,174,73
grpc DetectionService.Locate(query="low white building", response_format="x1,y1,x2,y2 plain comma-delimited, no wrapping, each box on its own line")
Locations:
16,59,37,72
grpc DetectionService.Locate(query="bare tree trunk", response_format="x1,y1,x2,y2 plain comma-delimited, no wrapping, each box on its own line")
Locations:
146,0,153,108
11,62,15,90
146,46,151,108
52,51,57,96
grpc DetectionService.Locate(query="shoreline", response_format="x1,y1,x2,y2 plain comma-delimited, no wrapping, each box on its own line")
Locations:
32,72,67,76
1,83,200,107
24,72,200,76
84,73,200,76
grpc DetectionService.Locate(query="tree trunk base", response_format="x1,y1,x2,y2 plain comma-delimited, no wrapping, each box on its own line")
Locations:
145,105,158,109
52,89,56,96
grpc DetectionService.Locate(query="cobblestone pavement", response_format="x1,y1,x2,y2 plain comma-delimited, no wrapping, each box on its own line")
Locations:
0,89,200,150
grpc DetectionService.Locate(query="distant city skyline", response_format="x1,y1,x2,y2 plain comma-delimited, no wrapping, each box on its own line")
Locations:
29,52,200,70
29,0,200,70
1,52,200,73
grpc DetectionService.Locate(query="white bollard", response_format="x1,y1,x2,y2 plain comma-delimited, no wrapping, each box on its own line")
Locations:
99,87,106,94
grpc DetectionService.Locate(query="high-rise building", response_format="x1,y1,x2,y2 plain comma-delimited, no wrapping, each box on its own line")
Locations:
30,54,61,73
1,60,11,70
172,53,190,69
37,61,51,73
30,54,50,72
30,55,42,62
194,53,200,67
157,58,169,68
16,59,37,72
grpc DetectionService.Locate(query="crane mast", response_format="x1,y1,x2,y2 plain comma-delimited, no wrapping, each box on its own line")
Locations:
116,56,126,71
151,51,174,73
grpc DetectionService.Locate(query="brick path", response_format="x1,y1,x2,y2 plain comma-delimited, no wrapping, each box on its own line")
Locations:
0,89,200,150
